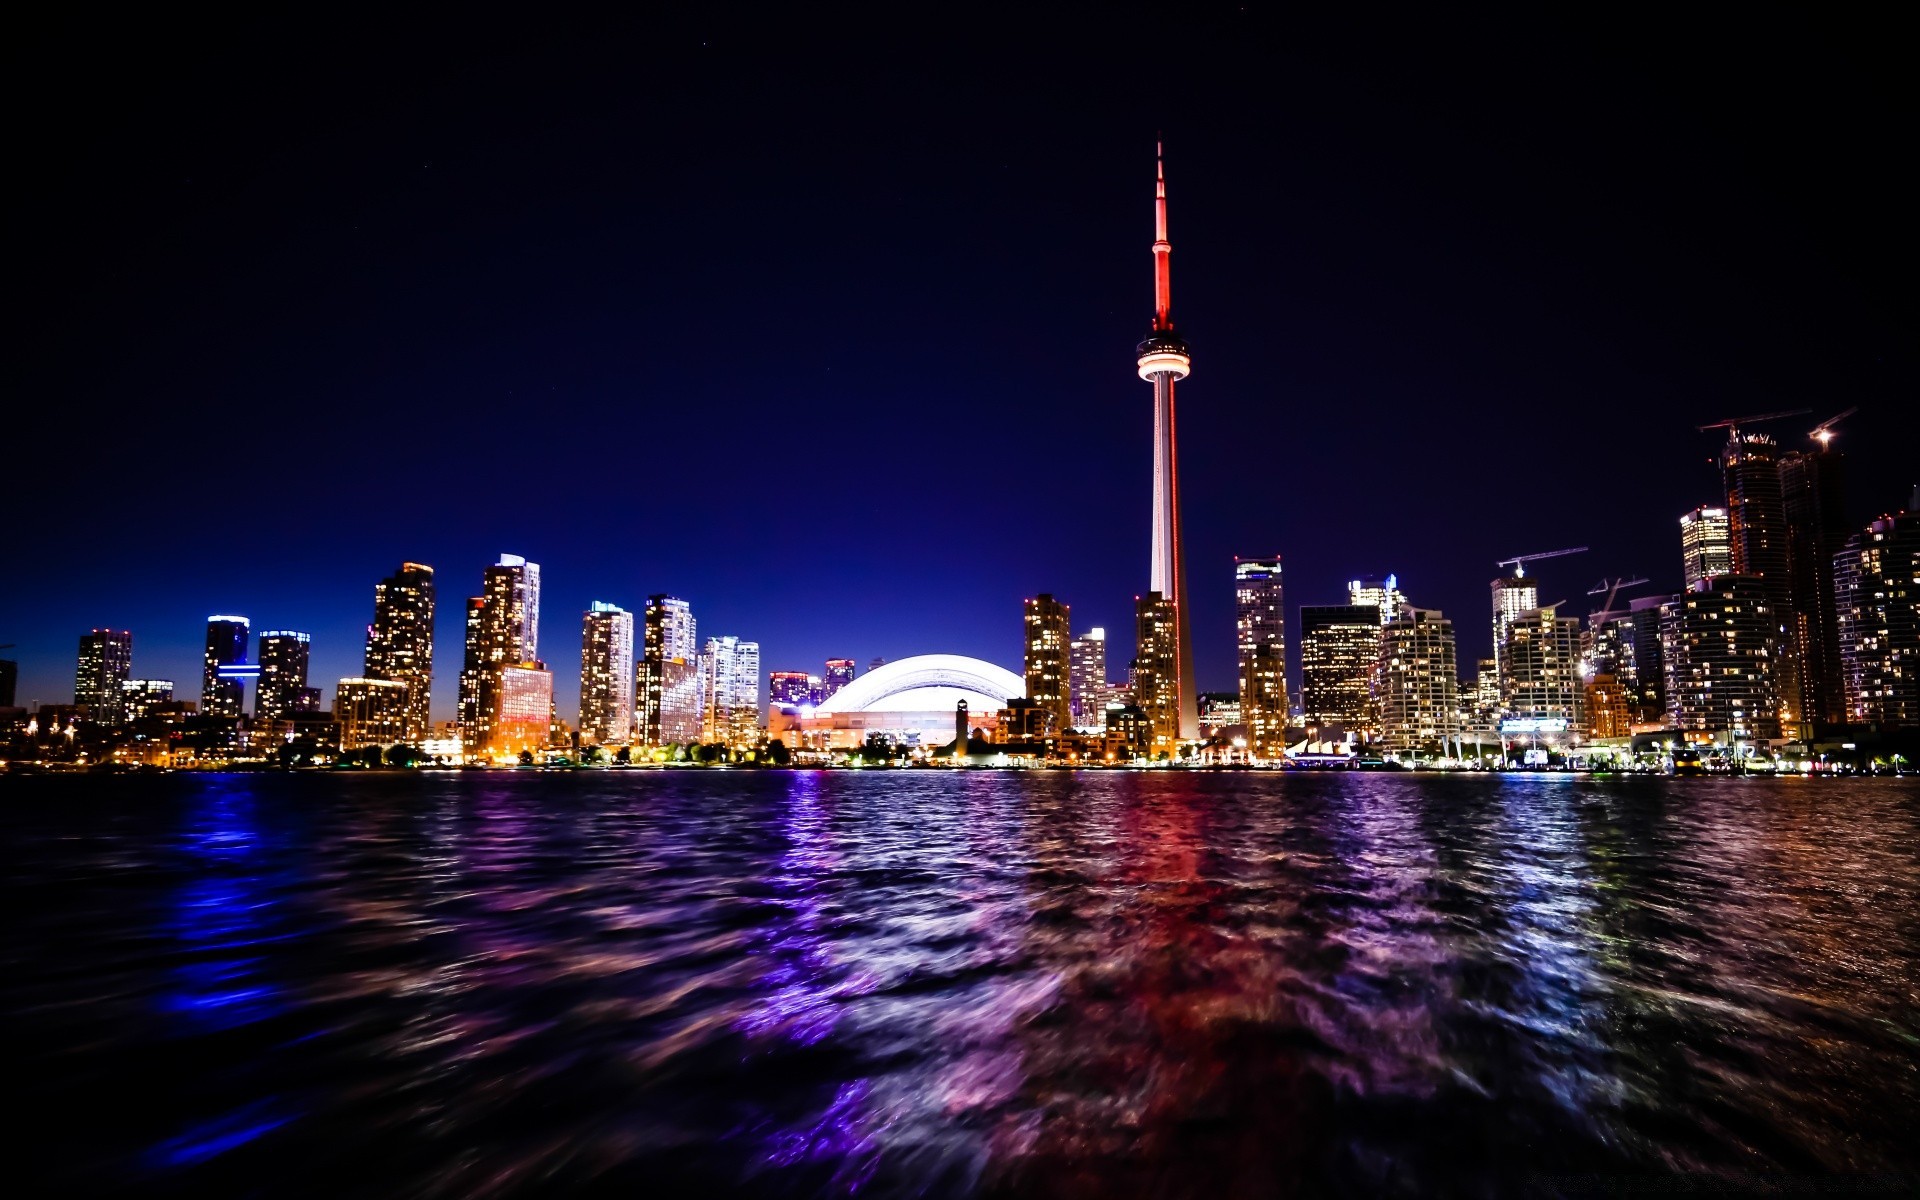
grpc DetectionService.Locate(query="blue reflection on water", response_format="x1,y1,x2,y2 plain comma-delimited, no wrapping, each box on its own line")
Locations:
162,780,286,1031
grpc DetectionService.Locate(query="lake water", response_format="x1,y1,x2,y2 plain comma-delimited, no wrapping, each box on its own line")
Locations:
4,770,1917,1197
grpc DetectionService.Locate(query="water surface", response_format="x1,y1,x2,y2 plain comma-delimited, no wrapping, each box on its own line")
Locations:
4,771,1917,1196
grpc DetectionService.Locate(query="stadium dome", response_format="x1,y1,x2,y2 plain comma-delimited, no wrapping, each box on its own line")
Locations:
812,654,1024,717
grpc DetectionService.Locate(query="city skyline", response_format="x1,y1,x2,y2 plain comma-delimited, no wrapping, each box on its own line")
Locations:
5,11,1914,720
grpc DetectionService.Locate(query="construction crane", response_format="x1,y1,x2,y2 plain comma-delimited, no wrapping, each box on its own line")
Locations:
1810,406,1859,446
1495,547,1588,579
1696,408,1811,436
1586,576,1651,618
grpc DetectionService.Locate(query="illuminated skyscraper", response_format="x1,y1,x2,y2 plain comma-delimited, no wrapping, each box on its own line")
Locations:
1628,594,1673,721
1347,576,1405,626
74,629,133,724
1299,604,1380,734
1660,575,1780,739
362,562,435,743
1132,592,1179,755
1679,506,1731,590
336,678,411,749
457,554,542,759
1135,144,1198,740
639,595,701,747
1501,606,1584,730
578,602,635,745
1833,511,1917,728
1373,607,1459,752
255,631,314,720
1023,594,1072,734
1234,557,1287,758
121,679,174,722
1721,432,1801,734
1069,628,1108,730
201,616,250,718
1780,439,1850,725
699,636,760,749
821,658,856,704
494,664,554,760
1489,575,1538,699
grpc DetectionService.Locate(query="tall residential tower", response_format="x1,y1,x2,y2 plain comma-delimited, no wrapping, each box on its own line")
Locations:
1234,557,1288,758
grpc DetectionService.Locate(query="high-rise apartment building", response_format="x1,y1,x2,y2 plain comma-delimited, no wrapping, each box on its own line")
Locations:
494,664,554,760
578,602,635,745
1501,607,1585,731
1679,506,1732,591
1234,557,1287,759
121,679,174,722
639,595,701,747
336,678,411,749
1660,575,1780,740
1348,576,1405,626
1489,575,1539,698
1780,442,1850,725
1023,594,1072,734
74,629,133,724
1628,594,1673,722
1833,511,1917,728
1373,607,1459,752
255,631,314,720
1584,675,1633,740
1132,592,1180,755
1299,604,1380,734
699,636,760,749
201,616,250,718
1069,628,1108,730
363,562,435,743
457,554,542,759
1721,432,1801,734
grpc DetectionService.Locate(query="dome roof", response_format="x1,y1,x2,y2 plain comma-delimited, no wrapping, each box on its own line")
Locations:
812,654,1023,716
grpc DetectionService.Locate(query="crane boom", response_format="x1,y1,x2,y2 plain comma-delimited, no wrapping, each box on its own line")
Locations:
1696,408,1811,433
1495,546,1588,578
1810,406,1859,442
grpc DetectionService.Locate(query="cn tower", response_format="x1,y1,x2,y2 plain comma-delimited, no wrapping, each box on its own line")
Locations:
1137,143,1199,740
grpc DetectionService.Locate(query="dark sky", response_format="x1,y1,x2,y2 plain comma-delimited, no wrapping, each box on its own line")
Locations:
7,7,1914,720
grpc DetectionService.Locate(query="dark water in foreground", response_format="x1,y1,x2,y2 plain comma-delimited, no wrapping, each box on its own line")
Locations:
4,772,1918,1197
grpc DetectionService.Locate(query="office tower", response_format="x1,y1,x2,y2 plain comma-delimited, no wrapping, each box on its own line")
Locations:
1347,576,1405,626
1780,441,1850,725
1679,506,1731,590
335,678,411,749
1489,575,1539,696
1628,594,1673,721
1721,431,1801,733
578,602,635,745
1234,557,1288,759
1660,575,1780,739
1135,145,1198,740
821,658,856,703
1373,607,1459,752
1023,594,1072,734
1833,512,1918,727
120,679,174,722
74,629,133,723
255,631,312,720
1069,628,1108,729
1132,592,1180,754
639,594,701,747
457,554,542,758
363,562,435,743
0,657,18,708
1501,607,1585,730
698,636,760,749
1299,604,1381,734
769,671,813,709
494,664,554,760
201,616,250,718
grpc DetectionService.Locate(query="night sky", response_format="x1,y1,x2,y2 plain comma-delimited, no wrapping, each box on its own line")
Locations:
8,8,1914,720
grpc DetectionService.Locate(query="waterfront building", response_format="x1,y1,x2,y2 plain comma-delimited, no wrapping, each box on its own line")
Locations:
335,678,411,750
120,679,175,722
1489,575,1539,701
456,554,542,758
1780,441,1850,725
1135,145,1198,740
1347,576,1405,626
639,594,700,748
1585,674,1633,740
579,602,635,745
1721,431,1802,734
1299,604,1380,734
769,671,814,709
1833,511,1917,727
1234,557,1288,759
74,629,133,724
255,630,314,720
1132,591,1180,755
362,562,435,743
201,616,250,718
1023,594,1072,734
822,658,856,703
1197,693,1241,738
1501,607,1585,731
1373,607,1459,752
699,636,760,749
768,655,1018,750
1069,628,1108,730
1680,506,1732,591
1105,704,1153,760
1628,594,1673,722
494,664,554,760
1660,574,1780,740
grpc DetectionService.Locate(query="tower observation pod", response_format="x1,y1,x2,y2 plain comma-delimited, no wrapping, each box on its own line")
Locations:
1136,142,1198,741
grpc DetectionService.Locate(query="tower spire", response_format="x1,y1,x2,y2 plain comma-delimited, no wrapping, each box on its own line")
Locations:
1153,141,1172,331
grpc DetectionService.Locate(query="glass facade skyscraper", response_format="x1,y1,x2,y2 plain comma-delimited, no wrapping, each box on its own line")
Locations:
1069,628,1108,730
1299,604,1380,734
1833,512,1917,728
363,562,435,743
639,594,700,748
1234,558,1287,759
201,616,249,718
457,554,542,759
254,630,313,720
579,602,635,746
1023,594,1072,735
74,629,133,724
1679,506,1731,591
